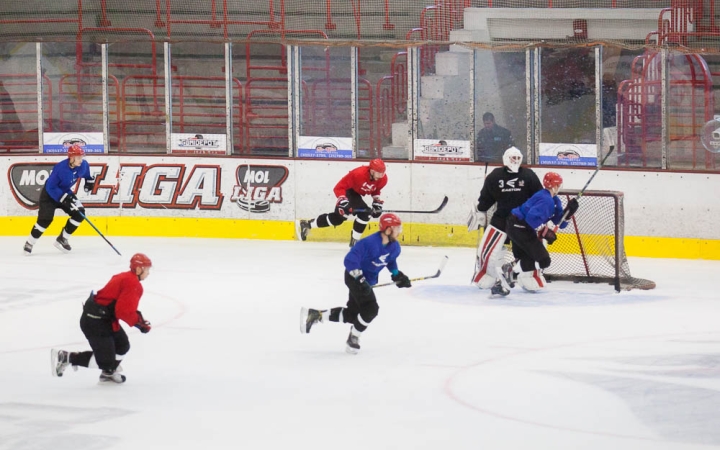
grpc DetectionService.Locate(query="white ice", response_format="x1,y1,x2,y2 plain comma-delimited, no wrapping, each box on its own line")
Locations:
1,236,719,450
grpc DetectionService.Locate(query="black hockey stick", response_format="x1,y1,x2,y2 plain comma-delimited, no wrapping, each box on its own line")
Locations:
373,255,449,288
79,211,122,256
356,196,449,215
552,145,616,232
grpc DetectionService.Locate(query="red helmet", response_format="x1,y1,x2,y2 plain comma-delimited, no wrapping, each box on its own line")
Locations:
369,158,386,174
130,253,152,271
67,143,85,157
379,213,402,232
543,172,563,189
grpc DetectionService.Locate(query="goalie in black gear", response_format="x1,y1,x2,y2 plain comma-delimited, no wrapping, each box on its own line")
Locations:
467,147,542,293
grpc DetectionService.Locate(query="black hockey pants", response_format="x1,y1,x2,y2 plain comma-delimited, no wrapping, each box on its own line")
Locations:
30,188,85,240
315,189,372,235
506,214,552,272
328,271,379,332
70,313,130,372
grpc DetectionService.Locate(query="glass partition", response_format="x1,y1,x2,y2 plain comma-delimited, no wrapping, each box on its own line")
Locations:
0,42,40,152
474,49,527,164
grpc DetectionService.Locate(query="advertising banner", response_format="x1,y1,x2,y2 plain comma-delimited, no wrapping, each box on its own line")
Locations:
170,133,227,155
42,132,105,154
298,136,353,159
413,139,472,162
539,143,597,167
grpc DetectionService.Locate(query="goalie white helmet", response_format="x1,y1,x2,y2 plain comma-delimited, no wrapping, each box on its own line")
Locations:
503,147,523,173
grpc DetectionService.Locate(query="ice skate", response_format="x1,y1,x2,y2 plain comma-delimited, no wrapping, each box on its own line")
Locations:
501,262,516,288
298,219,313,241
51,349,71,377
300,307,324,334
54,236,71,253
23,241,33,256
345,326,361,354
99,370,126,384
349,235,357,248
489,280,510,298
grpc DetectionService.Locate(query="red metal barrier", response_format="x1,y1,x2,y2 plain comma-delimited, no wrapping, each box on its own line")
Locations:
121,75,243,153
161,0,285,39
58,74,120,148
308,78,374,155
617,51,714,169
0,75,53,152
375,52,407,152
75,28,158,76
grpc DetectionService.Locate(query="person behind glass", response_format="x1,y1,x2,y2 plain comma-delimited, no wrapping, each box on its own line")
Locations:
23,143,95,255
476,112,515,164
51,253,153,384
503,172,579,295
298,158,387,247
299,213,411,354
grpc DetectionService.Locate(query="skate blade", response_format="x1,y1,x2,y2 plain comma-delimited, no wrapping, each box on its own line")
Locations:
53,241,70,253
98,375,126,385
345,345,359,355
299,307,308,334
50,349,59,377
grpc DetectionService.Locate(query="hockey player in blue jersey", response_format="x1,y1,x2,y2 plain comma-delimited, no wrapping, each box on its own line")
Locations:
500,171,579,295
23,143,95,255
299,213,412,353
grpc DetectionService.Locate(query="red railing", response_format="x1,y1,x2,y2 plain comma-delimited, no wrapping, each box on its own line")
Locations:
75,28,158,77
617,51,714,169
0,75,53,152
58,74,121,149
376,52,407,152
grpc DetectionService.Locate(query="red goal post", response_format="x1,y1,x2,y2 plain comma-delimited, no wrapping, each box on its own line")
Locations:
544,190,655,292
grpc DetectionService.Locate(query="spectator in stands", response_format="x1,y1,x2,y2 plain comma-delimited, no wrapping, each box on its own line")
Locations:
476,112,514,164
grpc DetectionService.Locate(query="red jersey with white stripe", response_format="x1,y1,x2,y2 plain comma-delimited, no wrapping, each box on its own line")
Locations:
333,166,387,198
95,271,144,332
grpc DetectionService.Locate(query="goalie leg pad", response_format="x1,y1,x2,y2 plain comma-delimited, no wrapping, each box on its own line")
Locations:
517,270,546,292
472,226,507,288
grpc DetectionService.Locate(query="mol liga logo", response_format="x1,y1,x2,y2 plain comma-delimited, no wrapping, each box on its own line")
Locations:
7,163,56,209
231,165,288,213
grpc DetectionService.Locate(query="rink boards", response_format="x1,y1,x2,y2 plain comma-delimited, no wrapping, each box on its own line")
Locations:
0,155,718,259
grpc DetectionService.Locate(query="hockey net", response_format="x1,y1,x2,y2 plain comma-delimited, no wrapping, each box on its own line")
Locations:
543,190,655,292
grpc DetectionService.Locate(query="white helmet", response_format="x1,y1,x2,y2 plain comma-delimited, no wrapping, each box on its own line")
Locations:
503,146,523,173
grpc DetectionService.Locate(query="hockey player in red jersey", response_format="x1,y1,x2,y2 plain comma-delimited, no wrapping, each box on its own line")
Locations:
299,213,411,353
51,253,153,384
298,158,387,247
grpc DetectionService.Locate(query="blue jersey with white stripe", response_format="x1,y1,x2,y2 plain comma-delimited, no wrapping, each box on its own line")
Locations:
511,189,566,229
344,232,401,286
45,159,92,202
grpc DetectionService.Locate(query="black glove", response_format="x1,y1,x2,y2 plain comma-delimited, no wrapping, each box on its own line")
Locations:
371,197,384,218
335,196,352,216
537,225,557,245
134,311,152,334
84,178,96,193
391,271,412,288
563,198,579,219
350,269,373,296
60,193,79,211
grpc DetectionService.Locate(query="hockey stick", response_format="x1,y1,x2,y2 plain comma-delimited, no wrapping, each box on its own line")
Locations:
373,255,449,288
356,196,449,215
78,211,122,256
552,145,616,233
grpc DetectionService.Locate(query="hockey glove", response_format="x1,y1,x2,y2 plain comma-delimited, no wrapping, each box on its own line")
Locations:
60,193,80,211
349,269,373,296
391,271,412,288
537,225,557,245
335,196,352,216
134,311,152,334
84,177,96,193
562,198,579,220
466,206,487,232
371,197,384,218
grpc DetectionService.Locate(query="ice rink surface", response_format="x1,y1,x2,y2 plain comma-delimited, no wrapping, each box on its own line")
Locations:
0,235,719,450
